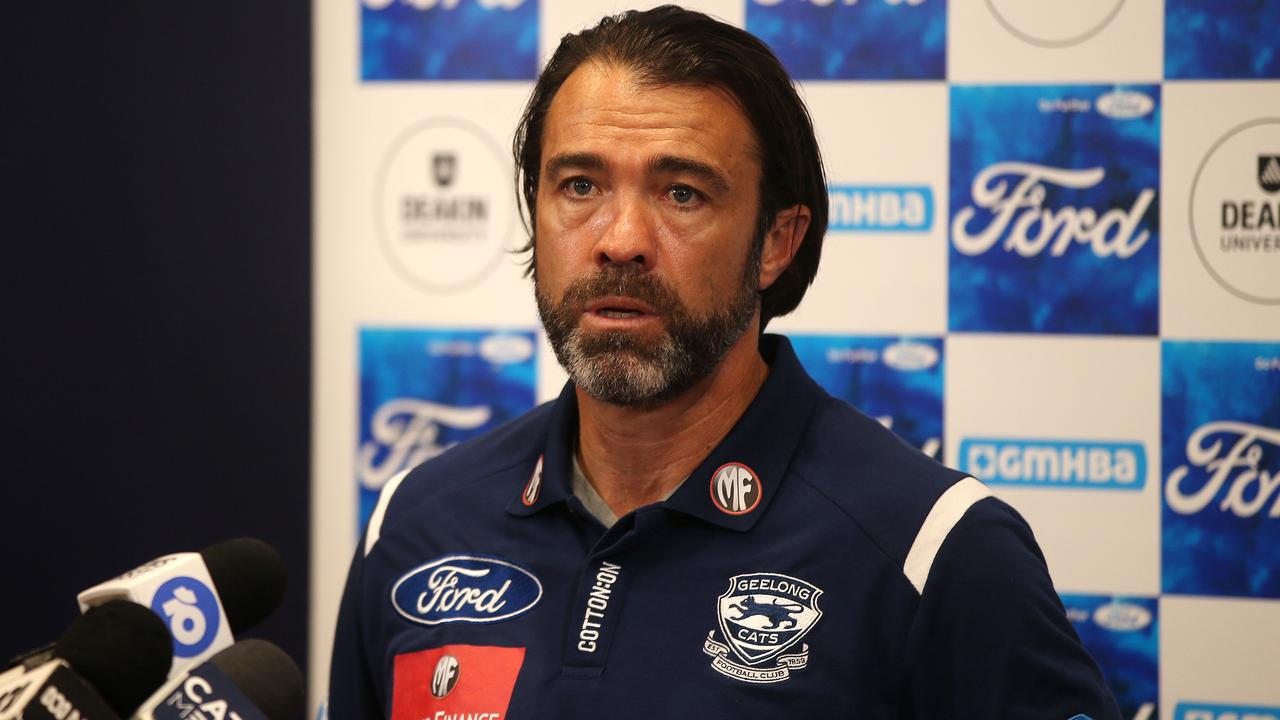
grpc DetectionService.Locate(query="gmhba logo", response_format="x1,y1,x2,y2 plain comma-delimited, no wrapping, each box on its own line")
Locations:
828,185,934,233
959,438,1146,490
1175,703,1280,720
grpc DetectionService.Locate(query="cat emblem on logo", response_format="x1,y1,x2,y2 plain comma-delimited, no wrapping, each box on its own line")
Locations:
703,572,823,684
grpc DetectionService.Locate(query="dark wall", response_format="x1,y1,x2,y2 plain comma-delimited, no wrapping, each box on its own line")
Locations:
2,1,312,672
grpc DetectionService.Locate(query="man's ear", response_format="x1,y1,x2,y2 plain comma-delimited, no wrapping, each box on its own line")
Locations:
758,204,811,291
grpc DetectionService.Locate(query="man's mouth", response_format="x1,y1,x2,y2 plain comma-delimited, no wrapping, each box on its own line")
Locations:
584,297,659,322
598,308,644,319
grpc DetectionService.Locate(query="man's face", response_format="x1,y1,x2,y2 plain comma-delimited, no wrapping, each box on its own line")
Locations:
533,62,766,408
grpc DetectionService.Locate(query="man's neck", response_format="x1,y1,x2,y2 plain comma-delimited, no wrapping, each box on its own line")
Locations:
575,332,770,520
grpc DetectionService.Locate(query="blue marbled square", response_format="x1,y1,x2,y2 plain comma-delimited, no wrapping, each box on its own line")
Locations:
746,0,945,80
1162,341,1280,598
949,85,1161,335
1060,594,1159,720
357,328,537,529
789,334,943,459
1166,0,1280,79
361,0,538,81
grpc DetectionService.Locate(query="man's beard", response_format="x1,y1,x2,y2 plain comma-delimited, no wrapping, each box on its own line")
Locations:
535,242,762,409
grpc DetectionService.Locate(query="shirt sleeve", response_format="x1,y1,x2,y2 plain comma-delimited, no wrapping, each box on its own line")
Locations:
903,497,1123,720
329,544,385,719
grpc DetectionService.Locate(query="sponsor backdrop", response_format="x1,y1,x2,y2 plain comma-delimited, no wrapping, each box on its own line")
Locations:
314,0,1279,717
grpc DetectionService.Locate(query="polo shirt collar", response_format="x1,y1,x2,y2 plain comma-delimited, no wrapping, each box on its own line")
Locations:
507,334,823,532
505,380,579,517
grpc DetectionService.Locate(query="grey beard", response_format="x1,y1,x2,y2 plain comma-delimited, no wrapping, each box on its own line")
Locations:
535,245,761,408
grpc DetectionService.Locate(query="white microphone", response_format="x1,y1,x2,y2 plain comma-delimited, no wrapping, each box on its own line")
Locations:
76,539,286,677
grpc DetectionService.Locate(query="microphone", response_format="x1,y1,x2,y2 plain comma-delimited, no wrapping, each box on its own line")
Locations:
76,539,287,675
0,600,173,719
132,640,305,720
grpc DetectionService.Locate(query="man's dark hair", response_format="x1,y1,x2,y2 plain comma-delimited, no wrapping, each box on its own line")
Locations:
512,5,828,328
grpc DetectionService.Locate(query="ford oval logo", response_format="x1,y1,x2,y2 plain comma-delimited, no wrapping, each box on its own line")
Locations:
1092,601,1152,632
479,333,534,365
1095,90,1154,119
392,555,542,626
883,340,939,371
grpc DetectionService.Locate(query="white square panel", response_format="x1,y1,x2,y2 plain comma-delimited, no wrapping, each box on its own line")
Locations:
321,85,540,327
1161,596,1280,717
772,82,949,336
946,334,1161,595
1161,82,1280,340
949,0,1163,82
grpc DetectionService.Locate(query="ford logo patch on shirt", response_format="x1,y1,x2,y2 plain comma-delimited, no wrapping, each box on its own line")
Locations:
392,554,543,625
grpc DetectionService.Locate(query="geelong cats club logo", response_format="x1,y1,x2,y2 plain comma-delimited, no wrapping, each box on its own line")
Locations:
703,573,823,683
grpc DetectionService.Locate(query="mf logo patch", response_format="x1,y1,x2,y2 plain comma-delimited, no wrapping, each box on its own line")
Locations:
703,573,823,684
430,655,459,699
710,462,762,515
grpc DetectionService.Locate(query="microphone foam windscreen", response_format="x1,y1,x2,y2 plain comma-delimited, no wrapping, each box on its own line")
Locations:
201,538,288,635
210,639,305,720
55,599,173,716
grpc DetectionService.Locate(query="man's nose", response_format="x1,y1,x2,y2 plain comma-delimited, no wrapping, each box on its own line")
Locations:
592,192,657,271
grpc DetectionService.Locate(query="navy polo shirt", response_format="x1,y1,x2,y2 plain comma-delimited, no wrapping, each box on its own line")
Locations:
330,335,1121,719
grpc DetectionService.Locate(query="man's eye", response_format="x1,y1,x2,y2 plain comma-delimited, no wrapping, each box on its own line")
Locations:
570,179,594,196
670,185,697,204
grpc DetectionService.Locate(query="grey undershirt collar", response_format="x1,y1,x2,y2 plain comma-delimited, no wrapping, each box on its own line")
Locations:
570,453,681,529
571,454,619,528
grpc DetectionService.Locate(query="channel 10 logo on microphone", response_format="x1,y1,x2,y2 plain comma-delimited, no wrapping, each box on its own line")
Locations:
150,576,222,658
1162,341,1280,599
746,0,944,80
361,0,537,81
949,85,1160,335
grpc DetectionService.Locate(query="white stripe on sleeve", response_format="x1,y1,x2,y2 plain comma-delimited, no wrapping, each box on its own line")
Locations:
364,468,411,557
902,476,993,595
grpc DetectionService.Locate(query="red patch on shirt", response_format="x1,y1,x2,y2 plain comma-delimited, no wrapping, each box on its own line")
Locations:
391,645,525,720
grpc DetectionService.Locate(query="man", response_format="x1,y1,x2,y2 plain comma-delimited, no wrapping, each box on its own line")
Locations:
331,7,1121,718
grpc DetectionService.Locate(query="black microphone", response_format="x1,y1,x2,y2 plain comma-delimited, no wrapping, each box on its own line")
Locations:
132,640,305,720
0,600,173,719
76,538,287,674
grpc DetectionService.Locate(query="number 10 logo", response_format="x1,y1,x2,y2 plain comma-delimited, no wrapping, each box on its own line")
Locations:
151,576,221,658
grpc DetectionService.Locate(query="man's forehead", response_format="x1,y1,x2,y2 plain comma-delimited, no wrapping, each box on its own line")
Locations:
540,61,761,170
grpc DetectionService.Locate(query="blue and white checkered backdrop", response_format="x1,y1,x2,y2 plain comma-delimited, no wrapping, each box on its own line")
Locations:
313,1,1280,717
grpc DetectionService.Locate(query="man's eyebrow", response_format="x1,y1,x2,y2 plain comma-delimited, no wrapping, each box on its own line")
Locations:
650,156,731,193
543,152,606,178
